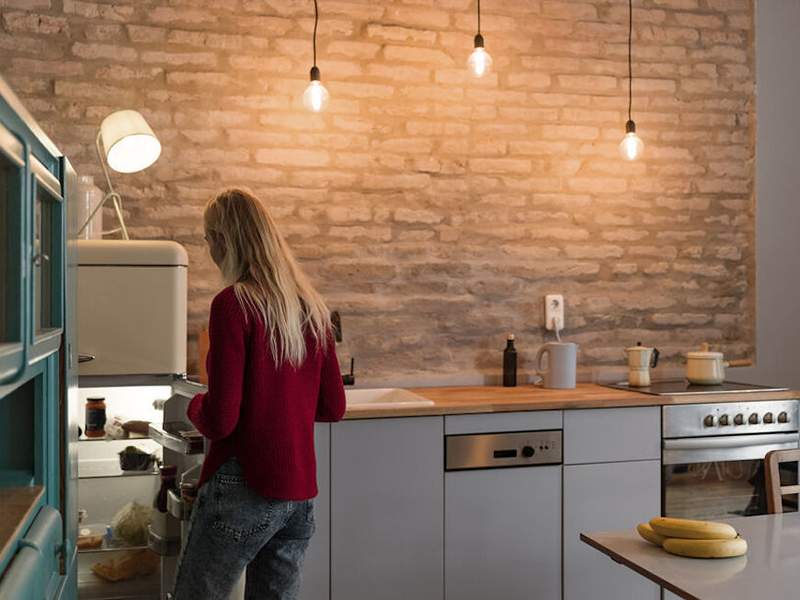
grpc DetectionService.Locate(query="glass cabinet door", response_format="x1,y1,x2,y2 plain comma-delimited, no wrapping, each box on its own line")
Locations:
29,157,63,358
0,122,24,382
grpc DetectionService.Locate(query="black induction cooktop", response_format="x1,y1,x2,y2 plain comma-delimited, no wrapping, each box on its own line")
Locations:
604,380,789,396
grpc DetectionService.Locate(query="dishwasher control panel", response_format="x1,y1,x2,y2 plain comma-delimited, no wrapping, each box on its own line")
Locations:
445,430,562,471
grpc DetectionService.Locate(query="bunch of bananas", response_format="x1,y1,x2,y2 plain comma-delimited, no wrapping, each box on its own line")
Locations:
636,517,748,558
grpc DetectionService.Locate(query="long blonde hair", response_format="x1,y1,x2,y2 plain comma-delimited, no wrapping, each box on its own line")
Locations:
204,188,332,367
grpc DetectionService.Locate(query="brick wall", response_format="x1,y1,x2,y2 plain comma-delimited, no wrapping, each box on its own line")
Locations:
0,0,755,384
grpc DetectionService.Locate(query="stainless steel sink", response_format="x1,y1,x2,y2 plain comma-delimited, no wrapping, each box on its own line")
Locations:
346,388,434,410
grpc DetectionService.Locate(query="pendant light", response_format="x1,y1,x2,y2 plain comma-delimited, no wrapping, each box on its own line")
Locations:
619,0,644,161
303,0,329,112
467,0,492,78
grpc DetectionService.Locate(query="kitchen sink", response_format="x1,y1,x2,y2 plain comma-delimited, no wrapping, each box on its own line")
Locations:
346,388,434,410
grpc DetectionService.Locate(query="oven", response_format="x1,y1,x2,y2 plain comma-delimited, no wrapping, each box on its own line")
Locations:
662,400,799,520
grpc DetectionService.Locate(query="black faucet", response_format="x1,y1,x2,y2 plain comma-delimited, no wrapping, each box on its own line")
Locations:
342,358,355,387
331,311,343,343
331,311,354,386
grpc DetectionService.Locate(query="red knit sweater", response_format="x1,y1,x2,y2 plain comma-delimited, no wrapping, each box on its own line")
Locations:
187,286,346,501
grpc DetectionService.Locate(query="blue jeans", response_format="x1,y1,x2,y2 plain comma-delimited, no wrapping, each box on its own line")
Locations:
173,458,315,600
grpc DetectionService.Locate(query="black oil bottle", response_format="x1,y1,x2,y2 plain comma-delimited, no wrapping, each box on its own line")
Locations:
502,334,517,387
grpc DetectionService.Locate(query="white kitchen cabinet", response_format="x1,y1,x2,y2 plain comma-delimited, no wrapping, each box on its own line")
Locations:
330,417,443,600
300,423,331,600
445,465,561,600
563,460,661,600
445,410,562,434
564,406,661,464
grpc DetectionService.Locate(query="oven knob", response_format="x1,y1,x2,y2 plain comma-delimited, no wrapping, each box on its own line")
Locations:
522,446,535,458
719,414,730,426
763,412,774,424
748,413,760,425
778,411,790,423
734,414,745,426
703,415,715,427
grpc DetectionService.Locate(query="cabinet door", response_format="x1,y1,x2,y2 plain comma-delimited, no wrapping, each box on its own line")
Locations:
300,423,330,600
0,546,44,599
21,505,64,599
29,156,64,361
564,461,661,600
331,417,443,600
445,465,561,600
0,120,25,383
564,407,660,464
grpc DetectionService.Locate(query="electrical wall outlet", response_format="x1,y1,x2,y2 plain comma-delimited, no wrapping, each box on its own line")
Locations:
545,294,565,331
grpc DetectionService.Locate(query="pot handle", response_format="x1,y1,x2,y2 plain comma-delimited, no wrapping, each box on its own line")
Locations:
651,348,660,369
726,359,753,368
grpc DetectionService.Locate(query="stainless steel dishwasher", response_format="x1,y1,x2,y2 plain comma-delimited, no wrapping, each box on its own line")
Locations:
445,430,563,600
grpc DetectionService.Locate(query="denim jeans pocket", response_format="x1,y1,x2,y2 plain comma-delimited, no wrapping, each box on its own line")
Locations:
211,479,278,542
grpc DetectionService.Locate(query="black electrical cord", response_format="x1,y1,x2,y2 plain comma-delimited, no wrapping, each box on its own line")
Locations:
477,0,481,35
627,0,632,122
313,0,319,67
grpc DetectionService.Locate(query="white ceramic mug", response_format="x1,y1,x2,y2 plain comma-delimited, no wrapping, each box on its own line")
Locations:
536,342,577,389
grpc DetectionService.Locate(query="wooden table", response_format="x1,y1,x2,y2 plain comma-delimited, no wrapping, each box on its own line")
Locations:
582,513,800,600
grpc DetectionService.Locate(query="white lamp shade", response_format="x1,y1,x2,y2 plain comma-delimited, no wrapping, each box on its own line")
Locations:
99,110,161,174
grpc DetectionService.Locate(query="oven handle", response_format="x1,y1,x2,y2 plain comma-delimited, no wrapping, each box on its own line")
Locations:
663,433,799,451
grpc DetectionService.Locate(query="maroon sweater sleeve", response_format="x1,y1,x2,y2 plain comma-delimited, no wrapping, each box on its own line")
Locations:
188,289,247,441
316,337,346,422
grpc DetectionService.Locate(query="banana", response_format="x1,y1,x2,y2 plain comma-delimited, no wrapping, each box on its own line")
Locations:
636,523,666,547
649,517,738,540
663,536,748,559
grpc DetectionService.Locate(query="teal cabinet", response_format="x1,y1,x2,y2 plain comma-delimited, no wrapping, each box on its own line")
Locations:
0,76,75,600
0,120,25,383
29,155,64,362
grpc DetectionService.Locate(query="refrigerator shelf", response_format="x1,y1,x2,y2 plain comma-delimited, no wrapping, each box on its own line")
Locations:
148,422,203,455
78,543,150,555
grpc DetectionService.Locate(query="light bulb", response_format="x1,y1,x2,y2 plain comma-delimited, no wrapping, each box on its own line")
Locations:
619,120,644,161
468,34,492,78
303,80,329,113
468,47,492,78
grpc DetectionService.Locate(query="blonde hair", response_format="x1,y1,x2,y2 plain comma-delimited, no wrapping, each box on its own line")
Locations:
204,188,332,367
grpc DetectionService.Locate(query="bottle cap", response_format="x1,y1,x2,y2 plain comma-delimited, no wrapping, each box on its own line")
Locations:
507,333,515,341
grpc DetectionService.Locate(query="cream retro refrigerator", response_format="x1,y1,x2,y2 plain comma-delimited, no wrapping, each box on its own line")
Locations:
75,239,204,600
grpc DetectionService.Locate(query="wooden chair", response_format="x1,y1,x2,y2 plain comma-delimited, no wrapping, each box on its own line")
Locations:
764,449,800,514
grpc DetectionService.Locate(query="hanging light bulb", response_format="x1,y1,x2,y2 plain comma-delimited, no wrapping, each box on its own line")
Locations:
619,0,644,160
303,66,329,112
619,120,644,161
303,0,328,112
620,124,643,161
468,0,492,78
468,35,492,78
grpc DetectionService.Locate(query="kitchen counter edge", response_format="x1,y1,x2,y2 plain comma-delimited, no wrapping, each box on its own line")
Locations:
343,383,799,420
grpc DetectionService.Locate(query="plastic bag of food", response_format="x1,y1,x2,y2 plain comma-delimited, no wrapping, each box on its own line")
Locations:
92,549,158,582
110,501,152,547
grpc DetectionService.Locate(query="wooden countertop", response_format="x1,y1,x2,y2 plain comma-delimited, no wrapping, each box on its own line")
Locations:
343,383,799,419
0,486,43,567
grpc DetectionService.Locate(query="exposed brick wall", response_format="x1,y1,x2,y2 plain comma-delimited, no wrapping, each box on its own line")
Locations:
0,0,755,383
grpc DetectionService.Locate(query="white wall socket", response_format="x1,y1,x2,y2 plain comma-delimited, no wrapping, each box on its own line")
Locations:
545,294,565,331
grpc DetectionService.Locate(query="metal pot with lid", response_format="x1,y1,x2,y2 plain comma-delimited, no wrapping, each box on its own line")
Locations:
685,343,752,385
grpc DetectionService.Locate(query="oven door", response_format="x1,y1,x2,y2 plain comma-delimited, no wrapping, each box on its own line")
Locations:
663,433,799,520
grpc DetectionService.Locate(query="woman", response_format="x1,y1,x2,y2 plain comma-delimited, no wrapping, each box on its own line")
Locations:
173,188,346,600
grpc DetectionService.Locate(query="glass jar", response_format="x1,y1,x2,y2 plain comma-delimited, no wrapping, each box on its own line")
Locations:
154,465,178,513
76,174,103,239
84,397,107,438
